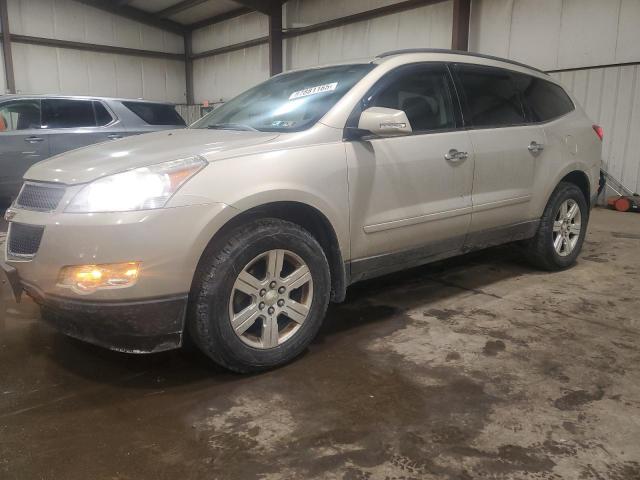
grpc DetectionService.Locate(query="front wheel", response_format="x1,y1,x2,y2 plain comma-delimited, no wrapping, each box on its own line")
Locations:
187,218,331,373
524,182,589,270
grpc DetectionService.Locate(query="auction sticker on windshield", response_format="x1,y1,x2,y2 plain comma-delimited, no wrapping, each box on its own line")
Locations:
289,82,338,100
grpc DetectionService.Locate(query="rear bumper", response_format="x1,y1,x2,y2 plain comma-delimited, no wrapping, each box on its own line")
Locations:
2,261,187,353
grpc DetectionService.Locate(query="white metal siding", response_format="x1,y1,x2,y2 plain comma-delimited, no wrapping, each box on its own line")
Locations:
551,66,640,194
8,0,184,54
5,0,186,102
192,11,267,54
12,43,186,103
285,0,453,70
0,47,6,94
469,0,640,71
191,0,453,103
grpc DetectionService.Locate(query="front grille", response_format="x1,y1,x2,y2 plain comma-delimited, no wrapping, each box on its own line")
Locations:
16,183,66,211
8,223,45,258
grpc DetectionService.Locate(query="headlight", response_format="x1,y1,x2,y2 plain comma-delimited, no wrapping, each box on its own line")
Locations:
66,156,207,213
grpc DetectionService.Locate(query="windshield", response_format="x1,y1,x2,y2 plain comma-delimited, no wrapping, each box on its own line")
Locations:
191,64,375,132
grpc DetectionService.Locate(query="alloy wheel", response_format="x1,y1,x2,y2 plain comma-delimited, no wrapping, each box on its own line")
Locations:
228,249,313,349
552,199,582,256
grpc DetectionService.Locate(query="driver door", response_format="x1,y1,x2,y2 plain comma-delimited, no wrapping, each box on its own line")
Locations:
345,63,474,280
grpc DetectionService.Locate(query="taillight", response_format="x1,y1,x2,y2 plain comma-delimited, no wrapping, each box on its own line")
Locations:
593,124,603,141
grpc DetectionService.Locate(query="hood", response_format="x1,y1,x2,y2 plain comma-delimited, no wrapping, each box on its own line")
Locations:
25,129,280,185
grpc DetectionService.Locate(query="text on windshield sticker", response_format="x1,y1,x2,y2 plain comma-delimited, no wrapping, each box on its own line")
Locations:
289,82,338,100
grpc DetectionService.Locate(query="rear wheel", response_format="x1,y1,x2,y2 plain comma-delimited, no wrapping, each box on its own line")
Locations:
187,218,330,373
524,182,589,270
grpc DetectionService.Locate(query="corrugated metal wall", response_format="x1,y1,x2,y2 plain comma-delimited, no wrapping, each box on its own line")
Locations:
5,0,186,103
191,0,453,103
0,46,6,94
469,0,640,194
550,66,640,195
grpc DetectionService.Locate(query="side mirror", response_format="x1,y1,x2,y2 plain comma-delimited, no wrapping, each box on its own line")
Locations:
357,107,412,137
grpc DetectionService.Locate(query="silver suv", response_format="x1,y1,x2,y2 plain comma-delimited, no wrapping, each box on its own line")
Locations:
1,50,602,372
0,95,186,202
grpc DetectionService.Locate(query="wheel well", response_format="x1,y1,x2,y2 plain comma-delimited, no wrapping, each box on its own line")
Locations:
200,201,347,303
561,171,590,203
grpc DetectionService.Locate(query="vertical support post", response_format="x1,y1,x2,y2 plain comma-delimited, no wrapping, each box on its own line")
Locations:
184,29,194,104
451,0,471,51
0,0,15,93
268,1,283,76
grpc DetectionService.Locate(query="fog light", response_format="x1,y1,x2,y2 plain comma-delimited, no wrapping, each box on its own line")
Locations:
58,262,141,294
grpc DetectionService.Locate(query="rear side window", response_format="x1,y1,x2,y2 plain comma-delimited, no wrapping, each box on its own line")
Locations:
0,100,41,131
368,64,456,132
94,101,114,126
513,75,574,122
454,64,526,127
122,101,186,126
42,99,96,128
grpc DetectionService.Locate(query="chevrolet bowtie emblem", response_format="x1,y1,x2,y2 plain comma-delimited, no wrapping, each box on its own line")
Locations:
4,209,16,222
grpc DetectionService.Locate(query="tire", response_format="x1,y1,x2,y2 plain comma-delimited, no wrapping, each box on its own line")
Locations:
524,181,589,271
187,218,331,373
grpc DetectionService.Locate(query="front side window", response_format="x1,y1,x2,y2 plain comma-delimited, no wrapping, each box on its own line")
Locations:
42,99,96,128
454,64,526,127
0,100,42,131
366,64,456,132
513,75,575,122
192,64,375,132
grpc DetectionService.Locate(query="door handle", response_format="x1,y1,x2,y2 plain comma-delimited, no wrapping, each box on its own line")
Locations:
25,136,44,144
107,134,123,140
444,149,468,161
528,141,544,154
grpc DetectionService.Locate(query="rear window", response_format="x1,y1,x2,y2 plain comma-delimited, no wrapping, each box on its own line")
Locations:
514,75,575,122
454,64,527,128
122,101,186,126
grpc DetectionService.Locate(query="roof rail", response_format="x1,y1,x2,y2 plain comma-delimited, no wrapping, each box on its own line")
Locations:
375,48,547,75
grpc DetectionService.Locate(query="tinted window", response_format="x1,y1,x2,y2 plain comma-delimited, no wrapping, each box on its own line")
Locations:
0,100,41,131
513,75,574,122
94,101,114,126
122,102,186,126
455,64,526,127
42,99,96,128
368,65,456,132
192,64,374,132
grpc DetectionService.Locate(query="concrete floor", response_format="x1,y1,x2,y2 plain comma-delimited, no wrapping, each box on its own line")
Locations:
1,208,639,480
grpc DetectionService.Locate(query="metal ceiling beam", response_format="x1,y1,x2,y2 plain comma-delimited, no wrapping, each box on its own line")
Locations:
187,7,252,31
230,0,272,15
156,0,209,19
74,0,186,34
0,0,15,93
451,0,471,51
282,0,446,38
10,34,184,61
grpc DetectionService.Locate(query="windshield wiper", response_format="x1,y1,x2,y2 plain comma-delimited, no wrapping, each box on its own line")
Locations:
207,123,259,132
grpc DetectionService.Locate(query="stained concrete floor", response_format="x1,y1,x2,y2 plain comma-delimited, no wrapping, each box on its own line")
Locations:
1,208,639,480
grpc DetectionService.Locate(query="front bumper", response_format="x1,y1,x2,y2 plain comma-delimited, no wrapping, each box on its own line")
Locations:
2,261,187,353
2,201,237,353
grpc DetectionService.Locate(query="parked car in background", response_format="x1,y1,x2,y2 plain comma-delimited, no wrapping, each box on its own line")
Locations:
1,50,602,372
0,95,186,203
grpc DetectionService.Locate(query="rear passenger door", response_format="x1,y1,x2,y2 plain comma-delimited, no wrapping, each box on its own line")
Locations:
41,99,124,156
0,99,49,198
453,64,546,232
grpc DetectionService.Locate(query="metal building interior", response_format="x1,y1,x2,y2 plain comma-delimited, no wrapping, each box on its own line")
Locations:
1,1,639,479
